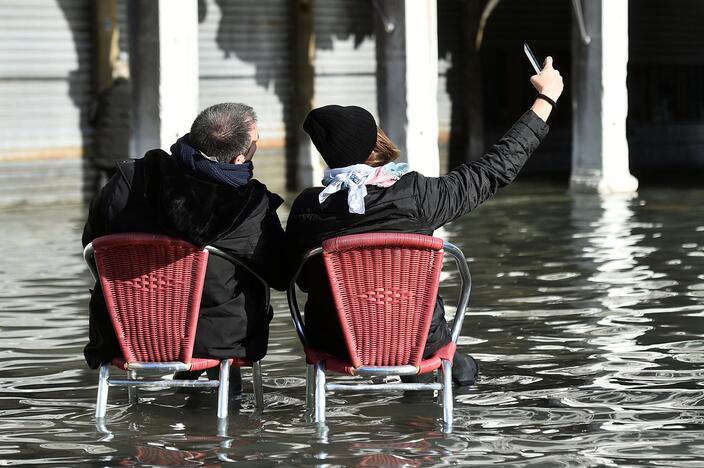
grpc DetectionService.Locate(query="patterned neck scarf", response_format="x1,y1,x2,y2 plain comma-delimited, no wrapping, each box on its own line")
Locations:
170,134,253,188
319,162,411,214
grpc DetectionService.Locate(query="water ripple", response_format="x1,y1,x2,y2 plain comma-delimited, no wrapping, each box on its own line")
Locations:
1,187,704,465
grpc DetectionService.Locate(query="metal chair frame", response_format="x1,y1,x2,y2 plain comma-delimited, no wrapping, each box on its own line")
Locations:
84,236,268,421
287,234,472,428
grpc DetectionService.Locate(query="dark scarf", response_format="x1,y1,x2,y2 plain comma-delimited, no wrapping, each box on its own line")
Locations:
170,133,253,188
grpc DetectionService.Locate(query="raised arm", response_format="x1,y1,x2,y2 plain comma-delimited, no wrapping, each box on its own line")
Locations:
418,56,564,228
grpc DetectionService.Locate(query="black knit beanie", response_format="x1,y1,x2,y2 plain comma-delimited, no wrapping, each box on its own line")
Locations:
303,105,378,168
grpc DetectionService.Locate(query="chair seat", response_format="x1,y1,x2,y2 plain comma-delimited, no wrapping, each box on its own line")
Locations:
304,341,457,376
287,233,472,426
87,233,269,423
111,357,253,371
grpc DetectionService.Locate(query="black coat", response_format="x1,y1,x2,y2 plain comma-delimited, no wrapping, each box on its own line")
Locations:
82,150,287,368
285,110,549,358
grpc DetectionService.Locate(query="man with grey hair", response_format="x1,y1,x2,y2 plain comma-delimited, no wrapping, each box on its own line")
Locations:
82,103,286,392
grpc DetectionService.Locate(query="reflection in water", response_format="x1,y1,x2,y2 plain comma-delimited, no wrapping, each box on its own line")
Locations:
1,183,704,465
574,195,658,386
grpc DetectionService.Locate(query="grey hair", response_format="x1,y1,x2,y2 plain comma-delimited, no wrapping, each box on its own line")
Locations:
189,103,257,163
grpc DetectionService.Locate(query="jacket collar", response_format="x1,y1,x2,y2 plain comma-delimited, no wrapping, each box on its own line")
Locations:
141,150,268,246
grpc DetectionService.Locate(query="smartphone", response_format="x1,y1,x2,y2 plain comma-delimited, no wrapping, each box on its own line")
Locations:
523,43,542,74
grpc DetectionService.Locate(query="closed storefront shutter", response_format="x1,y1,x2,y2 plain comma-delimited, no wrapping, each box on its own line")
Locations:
198,0,293,191
313,0,377,117
199,0,292,141
628,0,704,169
0,0,94,205
314,0,456,167
630,0,704,66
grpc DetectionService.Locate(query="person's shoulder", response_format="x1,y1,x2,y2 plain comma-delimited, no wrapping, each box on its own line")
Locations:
248,179,285,210
132,149,171,176
293,186,324,204
377,170,423,196
399,170,434,192
285,186,323,216
142,148,170,162
399,171,422,183
299,186,324,197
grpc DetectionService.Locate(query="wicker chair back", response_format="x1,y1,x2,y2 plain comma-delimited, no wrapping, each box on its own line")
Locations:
92,233,209,364
322,233,445,369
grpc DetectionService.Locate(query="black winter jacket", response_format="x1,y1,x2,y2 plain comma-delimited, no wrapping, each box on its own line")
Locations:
82,150,286,368
285,110,549,358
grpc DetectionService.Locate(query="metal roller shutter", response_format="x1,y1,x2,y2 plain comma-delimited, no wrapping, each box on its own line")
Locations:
0,0,94,206
630,0,704,65
628,1,704,169
117,0,128,57
313,0,377,118
198,0,292,145
480,0,570,50
314,0,457,168
198,0,292,191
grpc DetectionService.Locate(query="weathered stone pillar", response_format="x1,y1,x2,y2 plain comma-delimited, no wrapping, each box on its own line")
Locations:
571,0,637,194
374,0,439,176
127,0,198,158
94,0,119,94
289,0,319,190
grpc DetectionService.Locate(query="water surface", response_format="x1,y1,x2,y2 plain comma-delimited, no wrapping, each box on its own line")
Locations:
1,182,703,466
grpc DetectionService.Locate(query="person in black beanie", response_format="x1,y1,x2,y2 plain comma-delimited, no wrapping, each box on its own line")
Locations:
302,104,378,169
82,103,287,394
286,57,564,386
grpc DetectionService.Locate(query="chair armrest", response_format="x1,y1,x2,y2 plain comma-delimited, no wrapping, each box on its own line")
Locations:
286,247,323,349
83,243,99,281
205,246,271,314
442,241,472,343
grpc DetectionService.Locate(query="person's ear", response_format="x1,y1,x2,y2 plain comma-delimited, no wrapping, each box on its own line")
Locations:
231,154,246,164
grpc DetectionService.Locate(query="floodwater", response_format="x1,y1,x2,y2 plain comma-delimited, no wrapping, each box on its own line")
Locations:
1,181,703,467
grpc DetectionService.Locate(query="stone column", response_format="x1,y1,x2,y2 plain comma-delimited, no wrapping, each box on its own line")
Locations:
289,0,319,190
571,0,637,194
374,0,439,176
127,0,198,158
94,0,119,94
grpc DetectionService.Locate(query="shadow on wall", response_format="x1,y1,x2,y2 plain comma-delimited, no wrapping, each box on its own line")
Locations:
211,0,293,96
207,0,373,128
57,0,94,203
205,0,373,190
313,0,372,50
211,0,372,86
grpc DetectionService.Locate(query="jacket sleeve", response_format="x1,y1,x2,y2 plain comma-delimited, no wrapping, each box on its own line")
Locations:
81,165,132,246
81,171,130,367
283,195,316,292
416,110,549,229
82,182,109,247
249,193,288,291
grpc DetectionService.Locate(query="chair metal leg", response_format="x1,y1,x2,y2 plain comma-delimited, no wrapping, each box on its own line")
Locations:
306,364,315,412
441,360,454,429
127,370,137,404
253,361,264,409
95,364,110,419
217,360,231,419
217,417,228,438
314,361,326,423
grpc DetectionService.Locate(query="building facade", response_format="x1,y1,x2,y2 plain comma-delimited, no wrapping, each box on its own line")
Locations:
0,0,702,206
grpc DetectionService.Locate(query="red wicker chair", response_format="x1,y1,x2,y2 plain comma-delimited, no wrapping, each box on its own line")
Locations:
83,233,268,421
287,233,472,427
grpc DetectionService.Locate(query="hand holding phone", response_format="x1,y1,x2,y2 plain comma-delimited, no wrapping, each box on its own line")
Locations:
523,44,564,121
523,43,542,74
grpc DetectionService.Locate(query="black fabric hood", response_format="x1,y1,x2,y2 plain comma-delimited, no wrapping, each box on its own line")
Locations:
139,149,276,246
